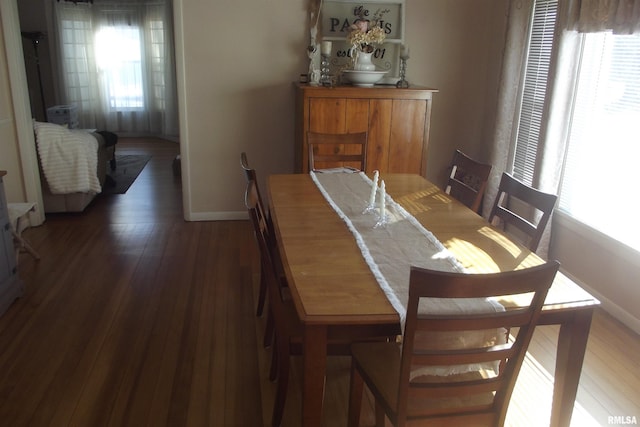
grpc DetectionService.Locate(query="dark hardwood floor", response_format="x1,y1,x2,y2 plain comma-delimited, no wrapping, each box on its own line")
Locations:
1,138,638,426
0,138,263,426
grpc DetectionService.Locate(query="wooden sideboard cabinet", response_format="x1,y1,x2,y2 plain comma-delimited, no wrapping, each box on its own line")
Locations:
0,171,23,317
294,83,438,174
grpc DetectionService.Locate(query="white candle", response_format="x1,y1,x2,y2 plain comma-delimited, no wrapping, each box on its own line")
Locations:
379,180,386,219
400,45,410,60
321,40,332,56
368,170,379,205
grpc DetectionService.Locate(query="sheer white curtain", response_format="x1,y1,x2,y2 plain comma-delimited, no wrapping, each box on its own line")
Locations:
53,0,178,139
482,0,571,258
483,0,533,222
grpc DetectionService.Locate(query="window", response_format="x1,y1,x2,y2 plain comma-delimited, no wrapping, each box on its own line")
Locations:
59,14,96,112
558,32,640,251
513,0,640,252
95,26,144,110
54,0,178,136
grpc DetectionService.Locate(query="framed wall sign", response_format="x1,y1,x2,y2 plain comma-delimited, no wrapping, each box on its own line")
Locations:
321,0,405,83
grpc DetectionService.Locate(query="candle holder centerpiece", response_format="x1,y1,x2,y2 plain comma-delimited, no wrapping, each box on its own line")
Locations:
396,45,410,88
320,41,333,86
374,179,389,228
363,170,380,214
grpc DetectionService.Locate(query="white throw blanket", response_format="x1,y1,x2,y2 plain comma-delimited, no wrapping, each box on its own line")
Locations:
34,121,101,195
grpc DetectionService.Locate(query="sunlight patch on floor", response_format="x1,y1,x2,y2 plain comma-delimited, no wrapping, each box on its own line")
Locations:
507,350,601,427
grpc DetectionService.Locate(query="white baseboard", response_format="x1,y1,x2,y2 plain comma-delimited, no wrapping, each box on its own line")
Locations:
185,211,247,221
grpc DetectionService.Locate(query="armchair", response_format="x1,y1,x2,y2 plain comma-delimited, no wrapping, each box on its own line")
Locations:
33,121,115,213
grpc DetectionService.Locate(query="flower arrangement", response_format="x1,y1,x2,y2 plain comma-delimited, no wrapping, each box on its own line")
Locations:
346,8,389,53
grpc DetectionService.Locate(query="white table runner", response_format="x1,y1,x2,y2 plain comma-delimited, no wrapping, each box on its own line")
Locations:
311,171,505,375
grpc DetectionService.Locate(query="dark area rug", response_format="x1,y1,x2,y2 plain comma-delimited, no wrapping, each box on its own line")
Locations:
102,155,151,194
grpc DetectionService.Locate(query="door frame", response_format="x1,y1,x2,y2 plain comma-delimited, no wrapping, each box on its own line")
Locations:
1,0,45,225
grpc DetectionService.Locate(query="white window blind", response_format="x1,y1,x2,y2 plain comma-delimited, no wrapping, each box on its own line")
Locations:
559,32,640,251
512,0,558,185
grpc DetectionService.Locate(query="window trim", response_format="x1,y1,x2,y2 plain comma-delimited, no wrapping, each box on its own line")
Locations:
553,210,640,264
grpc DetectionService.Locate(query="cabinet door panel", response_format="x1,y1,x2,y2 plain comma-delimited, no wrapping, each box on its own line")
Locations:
388,100,427,174
344,99,370,170
309,98,345,169
344,99,369,133
367,100,392,173
309,98,346,133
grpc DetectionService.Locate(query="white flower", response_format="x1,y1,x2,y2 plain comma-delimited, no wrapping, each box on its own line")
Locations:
346,8,388,53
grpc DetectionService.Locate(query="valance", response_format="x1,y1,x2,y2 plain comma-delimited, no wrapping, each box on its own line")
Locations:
566,0,640,34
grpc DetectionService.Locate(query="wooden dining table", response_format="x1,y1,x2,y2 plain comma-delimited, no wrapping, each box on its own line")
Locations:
267,172,599,427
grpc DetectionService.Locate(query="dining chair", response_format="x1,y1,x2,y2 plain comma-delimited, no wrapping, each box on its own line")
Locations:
445,149,492,214
240,152,287,353
240,152,256,180
307,131,368,172
246,179,326,426
246,178,392,426
247,182,300,426
488,172,558,252
347,261,559,427
240,152,270,318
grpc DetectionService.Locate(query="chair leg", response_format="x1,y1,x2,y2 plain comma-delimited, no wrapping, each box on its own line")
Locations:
375,400,386,427
256,266,268,316
263,310,274,348
9,207,40,266
12,229,40,265
271,339,290,427
269,334,279,382
348,362,365,427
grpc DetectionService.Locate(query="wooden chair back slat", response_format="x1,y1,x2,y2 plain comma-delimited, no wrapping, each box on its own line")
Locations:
445,149,492,214
488,173,558,251
307,132,368,172
348,261,559,427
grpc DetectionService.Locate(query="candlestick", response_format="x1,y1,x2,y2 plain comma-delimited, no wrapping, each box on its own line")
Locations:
379,180,386,219
321,40,332,56
396,56,409,88
320,53,332,86
368,170,379,205
400,45,410,60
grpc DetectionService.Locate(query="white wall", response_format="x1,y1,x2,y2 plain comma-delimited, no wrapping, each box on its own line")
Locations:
175,0,307,219
175,0,508,219
404,1,507,187
551,213,640,333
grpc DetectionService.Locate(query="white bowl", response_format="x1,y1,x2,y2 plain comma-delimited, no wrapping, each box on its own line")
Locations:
342,70,388,87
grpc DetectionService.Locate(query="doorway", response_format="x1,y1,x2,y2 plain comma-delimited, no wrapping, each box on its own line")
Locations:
18,0,179,139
